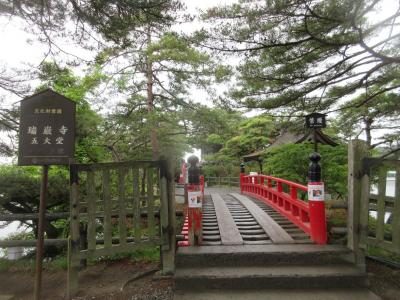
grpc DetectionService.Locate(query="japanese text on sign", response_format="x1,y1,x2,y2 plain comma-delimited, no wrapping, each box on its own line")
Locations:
27,125,68,145
305,113,326,128
34,108,63,114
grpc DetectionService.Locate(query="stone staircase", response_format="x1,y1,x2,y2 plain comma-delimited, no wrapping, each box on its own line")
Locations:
173,244,381,300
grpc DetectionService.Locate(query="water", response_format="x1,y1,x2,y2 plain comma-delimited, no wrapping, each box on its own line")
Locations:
0,221,30,257
370,178,396,222
0,221,28,239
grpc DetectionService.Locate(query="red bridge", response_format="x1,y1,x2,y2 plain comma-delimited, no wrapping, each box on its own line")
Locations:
178,173,326,247
174,172,381,300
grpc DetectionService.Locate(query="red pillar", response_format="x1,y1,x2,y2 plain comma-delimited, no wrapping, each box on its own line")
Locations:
240,162,245,193
308,152,327,245
308,182,327,244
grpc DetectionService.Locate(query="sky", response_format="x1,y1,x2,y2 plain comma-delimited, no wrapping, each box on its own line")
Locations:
0,0,395,106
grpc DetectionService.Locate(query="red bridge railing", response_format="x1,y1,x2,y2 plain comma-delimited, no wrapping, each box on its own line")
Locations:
240,174,326,244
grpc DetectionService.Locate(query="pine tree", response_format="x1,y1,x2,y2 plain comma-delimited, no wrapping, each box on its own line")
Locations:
198,0,400,116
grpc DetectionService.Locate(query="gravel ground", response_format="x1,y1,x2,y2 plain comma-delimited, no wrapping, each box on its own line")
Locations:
367,259,400,300
0,260,174,300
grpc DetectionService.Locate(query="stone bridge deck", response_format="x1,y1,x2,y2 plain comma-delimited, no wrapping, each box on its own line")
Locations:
201,192,310,246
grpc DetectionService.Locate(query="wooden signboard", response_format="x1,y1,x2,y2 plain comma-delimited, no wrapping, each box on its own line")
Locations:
18,89,76,166
305,112,326,129
17,89,76,300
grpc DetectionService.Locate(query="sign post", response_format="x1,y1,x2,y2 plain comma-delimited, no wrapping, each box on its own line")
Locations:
18,89,76,300
305,112,327,244
34,164,48,300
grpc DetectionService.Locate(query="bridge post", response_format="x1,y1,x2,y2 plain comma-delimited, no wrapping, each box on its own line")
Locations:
308,152,327,244
186,155,203,246
240,163,245,193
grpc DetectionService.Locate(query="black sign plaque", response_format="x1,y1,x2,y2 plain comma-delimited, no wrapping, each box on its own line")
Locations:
18,89,76,166
305,112,326,129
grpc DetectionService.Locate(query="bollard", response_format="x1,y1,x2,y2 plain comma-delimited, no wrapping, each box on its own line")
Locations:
307,152,327,244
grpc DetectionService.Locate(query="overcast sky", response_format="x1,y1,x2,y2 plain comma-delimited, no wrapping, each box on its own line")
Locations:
0,0,395,105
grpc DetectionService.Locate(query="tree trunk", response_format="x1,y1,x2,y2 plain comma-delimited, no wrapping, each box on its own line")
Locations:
146,26,159,160
141,168,147,207
363,116,373,148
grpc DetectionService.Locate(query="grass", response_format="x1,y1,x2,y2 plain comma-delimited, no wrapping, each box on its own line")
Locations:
94,246,160,264
368,246,400,264
0,255,68,273
0,245,160,273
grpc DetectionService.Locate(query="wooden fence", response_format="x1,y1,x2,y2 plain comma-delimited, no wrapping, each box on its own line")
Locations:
348,140,400,269
0,158,175,299
68,159,175,297
360,158,399,253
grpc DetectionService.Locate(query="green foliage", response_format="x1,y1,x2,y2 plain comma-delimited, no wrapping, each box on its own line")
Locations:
202,153,240,178
0,165,69,242
101,95,191,161
366,216,400,263
69,1,183,45
36,61,108,163
4,231,35,241
263,143,348,199
0,258,35,273
147,33,209,66
0,246,158,273
368,246,400,264
0,165,69,211
95,246,160,263
221,115,278,158
186,106,243,155
334,89,400,147
368,216,393,242
200,0,400,147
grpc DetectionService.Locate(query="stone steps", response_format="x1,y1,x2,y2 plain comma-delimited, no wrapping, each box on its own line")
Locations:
174,243,381,300
175,265,367,290
174,288,381,300
176,244,353,268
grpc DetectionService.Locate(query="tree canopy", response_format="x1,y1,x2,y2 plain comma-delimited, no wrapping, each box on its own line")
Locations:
0,0,398,194
197,0,400,118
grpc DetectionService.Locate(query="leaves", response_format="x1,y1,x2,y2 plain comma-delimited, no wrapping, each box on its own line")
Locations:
199,0,400,120
263,143,348,198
